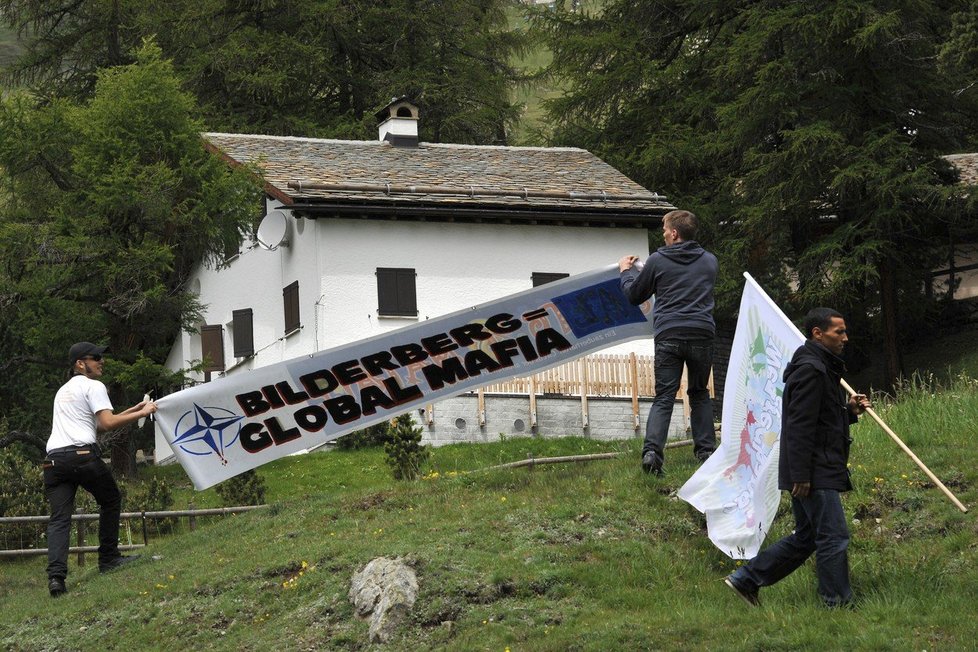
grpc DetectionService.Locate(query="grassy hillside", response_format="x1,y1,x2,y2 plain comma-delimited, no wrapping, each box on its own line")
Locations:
2,372,976,651
506,1,608,145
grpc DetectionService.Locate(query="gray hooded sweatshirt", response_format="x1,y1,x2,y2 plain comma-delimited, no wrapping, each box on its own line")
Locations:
619,240,718,339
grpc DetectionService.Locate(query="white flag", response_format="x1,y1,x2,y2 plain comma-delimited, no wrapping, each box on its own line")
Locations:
678,273,804,559
156,265,653,490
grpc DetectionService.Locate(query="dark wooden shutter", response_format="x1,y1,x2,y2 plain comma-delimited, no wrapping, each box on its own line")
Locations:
223,236,241,261
200,325,225,372
283,281,300,333
377,267,417,316
232,309,254,357
531,272,570,287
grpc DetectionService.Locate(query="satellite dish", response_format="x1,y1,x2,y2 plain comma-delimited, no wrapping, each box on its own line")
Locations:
256,210,290,250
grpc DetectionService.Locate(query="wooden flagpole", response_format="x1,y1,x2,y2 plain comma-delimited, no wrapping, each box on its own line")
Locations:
841,379,968,513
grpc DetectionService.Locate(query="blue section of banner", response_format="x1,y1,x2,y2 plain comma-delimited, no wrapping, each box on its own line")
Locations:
551,279,647,338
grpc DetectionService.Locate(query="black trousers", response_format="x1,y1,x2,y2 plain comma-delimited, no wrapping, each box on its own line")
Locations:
643,337,716,460
43,449,122,580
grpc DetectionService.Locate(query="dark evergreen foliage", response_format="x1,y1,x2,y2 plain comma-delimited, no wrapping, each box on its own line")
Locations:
1,0,529,143
533,0,978,387
335,422,392,450
0,43,262,472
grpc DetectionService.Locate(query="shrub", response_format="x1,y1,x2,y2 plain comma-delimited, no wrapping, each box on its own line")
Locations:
215,469,267,506
384,414,430,481
0,445,47,549
122,476,175,513
119,475,176,534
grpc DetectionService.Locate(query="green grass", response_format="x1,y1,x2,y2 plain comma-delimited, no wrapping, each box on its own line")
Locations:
2,374,977,651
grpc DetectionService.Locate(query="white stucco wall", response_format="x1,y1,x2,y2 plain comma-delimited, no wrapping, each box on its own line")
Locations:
315,218,652,350
156,207,655,462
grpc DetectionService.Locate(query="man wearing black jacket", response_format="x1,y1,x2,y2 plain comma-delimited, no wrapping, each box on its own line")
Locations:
725,308,870,608
619,210,719,475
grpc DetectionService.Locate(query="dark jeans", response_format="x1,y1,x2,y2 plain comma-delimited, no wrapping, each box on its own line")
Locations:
729,489,853,607
644,337,715,460
43,449,122,580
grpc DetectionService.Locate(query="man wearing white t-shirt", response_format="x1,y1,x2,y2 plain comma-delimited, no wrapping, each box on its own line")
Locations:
44,342,157,597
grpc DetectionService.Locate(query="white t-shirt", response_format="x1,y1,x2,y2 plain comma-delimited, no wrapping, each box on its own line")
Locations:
47,375,114,451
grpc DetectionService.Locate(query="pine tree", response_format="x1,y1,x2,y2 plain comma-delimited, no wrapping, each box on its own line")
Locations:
533,0,978,388
384,414,430,481
0,42,262,474
2,0,531,143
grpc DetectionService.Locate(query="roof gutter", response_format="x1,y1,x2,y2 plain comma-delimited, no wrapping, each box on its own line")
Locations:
287,201,672,228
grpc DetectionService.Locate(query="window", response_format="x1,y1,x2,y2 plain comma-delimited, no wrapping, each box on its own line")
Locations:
377,267,418,317
531,272,570,287
283,281,300,333
200,325,225,373
232,309,254,358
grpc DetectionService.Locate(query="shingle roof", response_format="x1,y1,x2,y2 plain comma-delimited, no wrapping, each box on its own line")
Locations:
946,153,978,185
203,133,674,218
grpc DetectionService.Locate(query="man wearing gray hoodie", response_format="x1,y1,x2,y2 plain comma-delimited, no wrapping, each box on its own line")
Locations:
619,210,719,475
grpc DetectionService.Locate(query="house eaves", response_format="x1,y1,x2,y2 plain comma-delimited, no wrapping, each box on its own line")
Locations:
287,198,664,228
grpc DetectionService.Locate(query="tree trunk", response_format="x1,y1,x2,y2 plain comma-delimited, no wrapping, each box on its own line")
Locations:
103,382,136,479
107,0,123,66
110,434,137,479
878,256,903,392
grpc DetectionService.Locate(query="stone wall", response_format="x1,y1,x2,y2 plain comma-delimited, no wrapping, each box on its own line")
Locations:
418,393,689,447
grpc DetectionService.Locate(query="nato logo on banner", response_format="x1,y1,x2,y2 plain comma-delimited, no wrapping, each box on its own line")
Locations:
171,405,245,465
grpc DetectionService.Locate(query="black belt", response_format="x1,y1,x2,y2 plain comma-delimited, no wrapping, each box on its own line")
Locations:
47,444,100,456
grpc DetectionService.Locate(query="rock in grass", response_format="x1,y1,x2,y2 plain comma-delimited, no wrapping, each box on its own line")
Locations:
349,557,419,643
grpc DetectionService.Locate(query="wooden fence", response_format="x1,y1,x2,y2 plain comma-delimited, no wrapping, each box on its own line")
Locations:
482,353,657,397
418,353,714,431
0,505,267,564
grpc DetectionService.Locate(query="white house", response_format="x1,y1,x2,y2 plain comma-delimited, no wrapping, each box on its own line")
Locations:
939,154,978,301
155,99,676,462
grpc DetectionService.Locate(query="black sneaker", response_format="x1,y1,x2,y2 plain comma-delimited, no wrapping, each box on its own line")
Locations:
641,451,664,476
724,576,759,607
49,577,67,597
99,554,141,573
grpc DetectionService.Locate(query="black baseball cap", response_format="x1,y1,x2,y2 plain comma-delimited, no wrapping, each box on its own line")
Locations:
69,342,108,365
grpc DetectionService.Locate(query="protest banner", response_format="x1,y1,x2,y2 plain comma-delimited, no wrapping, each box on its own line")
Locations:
677,273,804,559
156,265,653,490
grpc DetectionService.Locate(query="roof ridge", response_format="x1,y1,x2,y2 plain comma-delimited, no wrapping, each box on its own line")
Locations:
204,132,370,146
202,132,586,153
